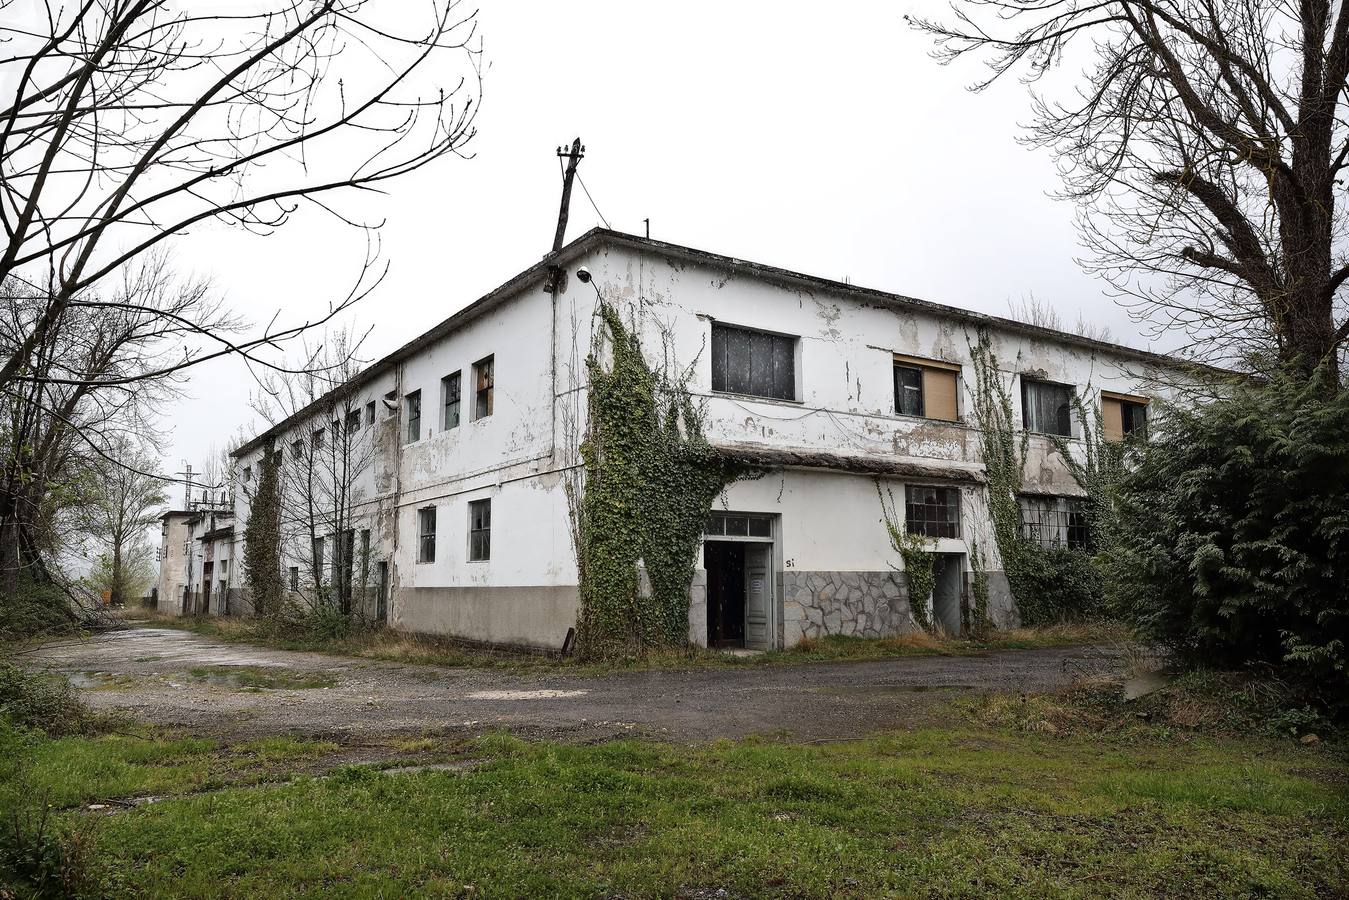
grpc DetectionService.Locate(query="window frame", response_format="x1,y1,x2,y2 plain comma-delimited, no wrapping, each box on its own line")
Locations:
904,484,961,539
710,322,799,402
404,389,422,443
1021,377,1075,437
1018,494,1091,550
468,498,491,562
365,400,376,427
893,363,925,417
442,370,462,430
472,356,494,421
417,507,437,564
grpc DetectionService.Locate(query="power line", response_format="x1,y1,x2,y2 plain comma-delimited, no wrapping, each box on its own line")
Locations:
576,171,611,229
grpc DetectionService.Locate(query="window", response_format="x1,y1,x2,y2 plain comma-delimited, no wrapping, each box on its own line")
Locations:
365,400,376,427
360,529,371,585
1102,392,1148,441
384,390,397,417
905,485,960,538
243,466,252,482
345,408,361,434
710,323,796,401
405,389,422,443
473,356,494,420
894,365,924,416
704,513,773,538
288,567,299,591
417,507,436,563
468,499,491,561
892,355,960,421
312,428,325,450
292,439,304,460
442,371,461,430
1022,379,1073,436
1020,496,1090,549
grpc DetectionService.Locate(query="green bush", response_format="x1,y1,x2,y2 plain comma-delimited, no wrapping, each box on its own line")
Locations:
0,798,109,899
1014,546,1104,626
0,663,91,736
0,577,77,643
1106,369,1349,713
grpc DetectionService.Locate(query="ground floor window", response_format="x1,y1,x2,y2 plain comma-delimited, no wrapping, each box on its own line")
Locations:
1019,495,1090,549
704,512,772,538
469,498,491,561
905,485,960,538
418,507,437,563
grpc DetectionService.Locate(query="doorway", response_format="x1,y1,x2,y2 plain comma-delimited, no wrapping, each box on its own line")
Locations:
931,554,964,635
704,540,773,650
375,561,389,623
201,561,213,615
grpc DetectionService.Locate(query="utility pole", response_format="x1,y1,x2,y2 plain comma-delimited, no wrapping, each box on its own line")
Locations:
544,138,584,293
177,463,194,510
552,138,584,254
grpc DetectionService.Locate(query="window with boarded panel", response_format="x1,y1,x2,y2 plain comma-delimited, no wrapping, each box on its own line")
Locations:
473,356,494,420
1102,392,1148,441
711,323,796,401
892,355,959,421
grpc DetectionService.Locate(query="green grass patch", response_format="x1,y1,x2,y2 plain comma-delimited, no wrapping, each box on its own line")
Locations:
4,721,1338,898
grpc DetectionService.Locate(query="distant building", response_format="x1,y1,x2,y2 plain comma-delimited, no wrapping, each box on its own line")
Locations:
212,228,1192,651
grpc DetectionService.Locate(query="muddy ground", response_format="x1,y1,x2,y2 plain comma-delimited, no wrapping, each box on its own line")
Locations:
20,626,1123,744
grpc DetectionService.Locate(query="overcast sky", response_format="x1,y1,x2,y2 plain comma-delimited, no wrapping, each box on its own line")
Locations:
162,1,1146,493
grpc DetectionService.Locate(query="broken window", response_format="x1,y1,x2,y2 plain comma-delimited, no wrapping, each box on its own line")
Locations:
905,485,960,539
468,498,491,561
417,507,436,563
288,567,299,591
1102,392,1148,442
345,408,361,434
1021,379,1074,437
405,389,421,443
1019,495,1090,549
292,439,304,460
473,356,494,420
442,371,461,430
242,466,252,482
365,400,376,427
893,355,959,421
711,323,796,401
894,365,924,416
704,513,772,538
312,427,325,449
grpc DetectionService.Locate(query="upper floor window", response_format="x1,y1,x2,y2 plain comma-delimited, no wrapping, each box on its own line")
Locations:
1022,378,1074,437
473,356,494,420
365,400,376,427
242,466,252,482
292,439,304,460
468,498,491,561
345,408,361,435
1102,392,1148,441
893,355,959,421
417,507,436,563
312,427,325,450
442,371,462,430
1019,495,1090,549
405,389,422,443
711,323,797,401
905,485,960,539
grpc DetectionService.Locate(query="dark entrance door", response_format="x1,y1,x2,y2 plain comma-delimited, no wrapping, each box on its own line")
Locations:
932,554,964,635
201,561,213,615
375,561,389,623
704,541,746,647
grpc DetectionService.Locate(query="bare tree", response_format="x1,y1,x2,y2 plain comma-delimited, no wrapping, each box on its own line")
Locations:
1,0,480,391
250,329,375,617
1007,293,1114,343
87,437,166,605
913,2,1349,381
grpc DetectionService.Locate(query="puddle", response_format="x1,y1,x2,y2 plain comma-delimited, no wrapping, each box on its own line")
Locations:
185,666,338,691
466,689,588,700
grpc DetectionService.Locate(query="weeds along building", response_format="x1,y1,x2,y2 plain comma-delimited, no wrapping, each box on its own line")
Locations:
225,228,1186,651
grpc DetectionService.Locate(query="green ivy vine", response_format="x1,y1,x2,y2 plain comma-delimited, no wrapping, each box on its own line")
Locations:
243,443,282,618
876,481,935,630
575,302,747,659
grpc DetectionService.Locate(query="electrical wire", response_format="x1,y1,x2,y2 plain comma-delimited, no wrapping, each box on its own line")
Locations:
576,171,611,229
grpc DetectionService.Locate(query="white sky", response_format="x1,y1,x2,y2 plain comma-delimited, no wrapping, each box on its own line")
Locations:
161,0,1149,490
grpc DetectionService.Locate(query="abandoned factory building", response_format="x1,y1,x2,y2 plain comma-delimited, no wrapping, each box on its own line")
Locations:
220,228,1183,651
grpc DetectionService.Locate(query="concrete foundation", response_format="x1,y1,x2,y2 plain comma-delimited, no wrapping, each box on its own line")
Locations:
390,585,580,651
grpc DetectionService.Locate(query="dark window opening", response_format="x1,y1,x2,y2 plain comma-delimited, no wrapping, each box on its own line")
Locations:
905,485,960,539
417,507,436,563
312,428,324,449
1120,399,1148,438
894,364,924,416
473,357,494,420
704,513,773,538
292,439,304,460
1022,379,1074,436
288,567,299,591
442,371,462,430
365,400,376,427
469,498,491,561
711,323,796,401
1019,496,1091,549
345,409,361,435
405,389,422,443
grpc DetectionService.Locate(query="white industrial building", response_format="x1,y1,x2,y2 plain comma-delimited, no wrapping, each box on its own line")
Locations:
220,228,1181,651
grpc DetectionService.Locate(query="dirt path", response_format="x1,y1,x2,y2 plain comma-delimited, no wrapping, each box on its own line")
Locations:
23,627,1121,742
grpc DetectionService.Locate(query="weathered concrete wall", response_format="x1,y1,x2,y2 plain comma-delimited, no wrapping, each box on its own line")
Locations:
782,570,914,644
391,585,579,650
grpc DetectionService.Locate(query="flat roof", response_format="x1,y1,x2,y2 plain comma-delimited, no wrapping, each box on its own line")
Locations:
234,228,1213,457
